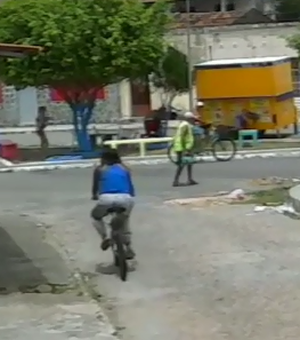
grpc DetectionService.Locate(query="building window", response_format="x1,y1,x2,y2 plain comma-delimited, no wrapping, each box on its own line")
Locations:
214,1,235,11
291,58,300,96
214,3,221,11
173,0,185,12
227,3,235,11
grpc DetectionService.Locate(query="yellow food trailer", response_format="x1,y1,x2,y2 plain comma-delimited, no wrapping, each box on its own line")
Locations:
194,56,297,135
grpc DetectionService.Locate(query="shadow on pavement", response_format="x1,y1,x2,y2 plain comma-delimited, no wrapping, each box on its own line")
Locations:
0,226,47,292
0,215,70,293
95,261,137,277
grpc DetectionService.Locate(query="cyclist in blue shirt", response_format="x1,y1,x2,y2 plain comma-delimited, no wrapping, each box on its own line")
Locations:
91,148,136,259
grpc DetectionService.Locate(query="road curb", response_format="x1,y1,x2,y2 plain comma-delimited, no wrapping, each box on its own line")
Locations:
1,148,300,172
289,185,300,213
0,162,94,173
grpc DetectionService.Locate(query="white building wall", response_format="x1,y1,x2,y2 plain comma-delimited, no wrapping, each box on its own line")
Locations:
170,23,298,61
151,23,299,110
202,25,298,59
175,0,274,13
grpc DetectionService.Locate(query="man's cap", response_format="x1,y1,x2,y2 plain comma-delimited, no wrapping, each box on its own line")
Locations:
183,111,196,119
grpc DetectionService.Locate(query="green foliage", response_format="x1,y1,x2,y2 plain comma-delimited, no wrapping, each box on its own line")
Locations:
287,29,300,55
151,45,189,104
0,0,171,99
276,0,300,22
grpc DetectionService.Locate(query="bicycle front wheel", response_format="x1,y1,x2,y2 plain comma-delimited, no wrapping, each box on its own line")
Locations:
212,138,236,162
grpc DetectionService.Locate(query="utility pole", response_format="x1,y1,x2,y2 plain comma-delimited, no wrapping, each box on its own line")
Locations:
220,0,227,12
185,0,193,112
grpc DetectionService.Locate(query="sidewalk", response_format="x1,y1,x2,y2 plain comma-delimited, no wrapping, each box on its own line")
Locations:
0,213,117,339
0,122,177,148
0,121,145,133
0,294,116,340
0,214,70,293
0,123,296,148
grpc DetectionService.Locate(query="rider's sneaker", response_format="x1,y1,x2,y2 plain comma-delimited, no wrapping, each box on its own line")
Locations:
125,246,136,260
101,238,111,251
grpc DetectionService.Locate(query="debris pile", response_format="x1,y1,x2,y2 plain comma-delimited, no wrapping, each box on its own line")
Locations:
226,189,246,201
166,177,300,218
253,203,298,217
165,189,248,208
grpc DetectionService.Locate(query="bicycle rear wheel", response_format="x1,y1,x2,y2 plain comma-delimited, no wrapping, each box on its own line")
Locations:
212,138,236,162
113,234,128,281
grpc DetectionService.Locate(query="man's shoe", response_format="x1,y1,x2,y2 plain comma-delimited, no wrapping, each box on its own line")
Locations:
125,246,136,260
187,180,198,186
173,182,186,187
101,238,111,251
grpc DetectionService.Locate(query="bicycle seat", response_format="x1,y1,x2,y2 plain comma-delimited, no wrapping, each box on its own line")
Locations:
107,206,126,214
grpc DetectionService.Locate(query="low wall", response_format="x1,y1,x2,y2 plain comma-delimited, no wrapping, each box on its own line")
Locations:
289,185,300,213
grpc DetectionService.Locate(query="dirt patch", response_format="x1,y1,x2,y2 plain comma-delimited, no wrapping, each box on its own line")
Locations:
17,144,152,162
165,194,248,208
250,177,298,188
166,181,293,208
18,147,78,162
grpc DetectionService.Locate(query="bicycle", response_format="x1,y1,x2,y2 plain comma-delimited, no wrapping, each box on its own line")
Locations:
167,124,237,164
106,206,128,281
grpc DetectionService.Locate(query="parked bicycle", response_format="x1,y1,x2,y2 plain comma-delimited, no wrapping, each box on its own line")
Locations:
106,206,129,281
167,124,237,163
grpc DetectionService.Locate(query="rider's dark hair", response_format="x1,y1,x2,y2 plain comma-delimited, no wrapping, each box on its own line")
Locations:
101,147,121,165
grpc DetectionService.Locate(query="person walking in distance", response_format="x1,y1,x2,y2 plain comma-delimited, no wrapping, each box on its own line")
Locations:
172,111,198,187
36,106,50,152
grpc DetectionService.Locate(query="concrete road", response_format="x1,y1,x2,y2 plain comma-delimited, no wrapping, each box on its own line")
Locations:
1,158,300,339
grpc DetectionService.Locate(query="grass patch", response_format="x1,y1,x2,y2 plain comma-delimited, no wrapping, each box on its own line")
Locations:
239,186,291,205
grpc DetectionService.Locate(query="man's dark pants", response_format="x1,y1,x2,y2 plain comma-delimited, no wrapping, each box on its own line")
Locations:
173,151,194,185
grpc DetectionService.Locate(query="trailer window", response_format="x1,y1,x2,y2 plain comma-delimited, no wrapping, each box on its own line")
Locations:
291,58,300,96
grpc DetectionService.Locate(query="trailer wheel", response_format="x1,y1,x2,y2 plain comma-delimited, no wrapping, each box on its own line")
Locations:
258,130,265,138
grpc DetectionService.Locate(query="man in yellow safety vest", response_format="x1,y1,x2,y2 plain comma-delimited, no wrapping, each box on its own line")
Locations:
172,111,198,187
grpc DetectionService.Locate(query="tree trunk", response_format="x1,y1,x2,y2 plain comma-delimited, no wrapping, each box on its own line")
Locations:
71,104,93,152
36,128,49,157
